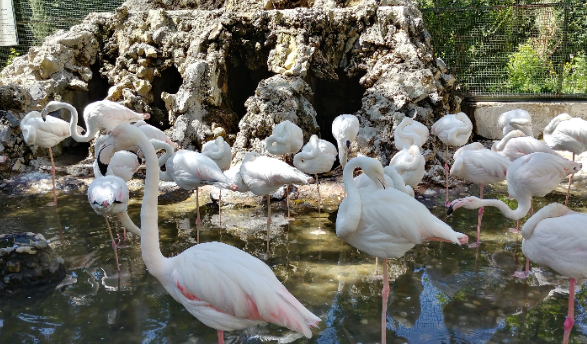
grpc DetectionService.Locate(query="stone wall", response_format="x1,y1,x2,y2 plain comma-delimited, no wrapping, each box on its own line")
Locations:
0,0,459,174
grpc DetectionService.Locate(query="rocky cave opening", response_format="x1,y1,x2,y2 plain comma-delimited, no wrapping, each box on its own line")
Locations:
309,68,366,145
151,66,183,129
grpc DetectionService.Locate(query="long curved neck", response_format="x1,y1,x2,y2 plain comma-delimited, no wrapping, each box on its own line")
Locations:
135,134,166,275
391,154,418,173
495,130,521,151
397,124,422,146
448,123,471,143
384,166,408,193
337,141,348,169
544,116,568,135
337,159,364,238
61,103,96,142
521,204,572,239
204,140,225,160
475,195,532,220
116,212,141,236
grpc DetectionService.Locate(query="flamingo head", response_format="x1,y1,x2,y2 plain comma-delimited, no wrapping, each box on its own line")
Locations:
447,197,481,215
40,101,65,122
345,139,351,149
104,124,144,154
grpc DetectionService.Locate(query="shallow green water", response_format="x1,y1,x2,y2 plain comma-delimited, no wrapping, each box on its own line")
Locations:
1,185,586,344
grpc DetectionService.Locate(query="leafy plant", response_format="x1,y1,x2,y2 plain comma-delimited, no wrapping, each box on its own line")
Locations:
5,48,20,67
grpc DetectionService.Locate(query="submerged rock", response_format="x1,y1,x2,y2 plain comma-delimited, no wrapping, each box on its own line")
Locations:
0,232,66,296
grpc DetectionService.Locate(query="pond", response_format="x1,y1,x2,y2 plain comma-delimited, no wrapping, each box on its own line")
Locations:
0,183,586,344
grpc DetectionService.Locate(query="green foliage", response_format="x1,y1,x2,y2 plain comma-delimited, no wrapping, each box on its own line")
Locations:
506,43,557,93
562,53,587,93
5,48,20,67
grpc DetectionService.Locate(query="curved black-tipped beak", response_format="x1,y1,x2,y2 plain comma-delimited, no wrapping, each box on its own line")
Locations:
346,139,351,149
41,112,47,122
379,179,386,189
447,204,454,216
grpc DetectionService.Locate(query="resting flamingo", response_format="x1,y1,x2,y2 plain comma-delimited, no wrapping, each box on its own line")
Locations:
336,156,467,344
294,135,337,231
448,152,581,232
133,120,177,148
491,129,559,161
431,112,473,207
87,175,140,270
332,114,359,168
265,120,304,219
388,145,426,188
93,135,141,181
543,113,587,206
449,142,510,247
519,203,587,344
394,116,429,150
20,110,83,206
240,152,312,250
202,136,232,224
354,165,414,197
498,109,533,137
40,100,149,142
102,124,321,343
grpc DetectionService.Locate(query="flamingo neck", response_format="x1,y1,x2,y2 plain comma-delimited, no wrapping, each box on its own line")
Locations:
494,130,521,151
116,212,141,236
475,195,532,220
397,127,421,147
337,139,348,169
61,103,95,142
336,159,364,238
391,152,418,173
521,203,573,239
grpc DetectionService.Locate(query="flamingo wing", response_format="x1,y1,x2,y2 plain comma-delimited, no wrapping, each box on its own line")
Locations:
170,151,231,188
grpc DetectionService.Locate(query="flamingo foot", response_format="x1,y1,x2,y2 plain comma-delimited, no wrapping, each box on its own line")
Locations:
45,201,56,207
512,270,528,279
467,242,481,248
564,317,575,332
508,228,520,234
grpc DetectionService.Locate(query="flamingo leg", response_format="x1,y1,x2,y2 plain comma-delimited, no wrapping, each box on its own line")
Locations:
267,195,271,252
565,153,575,207
218,189,222,226
217,330,225,344
381,258,389,344
512,253,531,279
563,278,576,344
444,145,450,207
47,147,57,207
469,185,483,248
104,216,120,271
195,188,201,244
316,174,321,229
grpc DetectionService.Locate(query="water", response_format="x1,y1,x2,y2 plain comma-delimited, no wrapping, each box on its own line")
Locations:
1,184,587,344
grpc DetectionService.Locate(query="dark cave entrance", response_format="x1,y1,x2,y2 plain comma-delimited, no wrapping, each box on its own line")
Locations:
309,68,366,146
151,66,183,129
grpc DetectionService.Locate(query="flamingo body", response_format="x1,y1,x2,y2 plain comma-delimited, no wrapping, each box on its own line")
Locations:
431,112,473,147
450,142,510,185
265,120,304,156
134,120,177,149
498,109,533,137
388,145,426,187
332,115,359,168
354,166,415,197
543,113,587,154
162,150,234,190
202,136,232,171
20,111,80,148
394,117,429,150
240,152,311,196
293,135,337,175
492,130,559,161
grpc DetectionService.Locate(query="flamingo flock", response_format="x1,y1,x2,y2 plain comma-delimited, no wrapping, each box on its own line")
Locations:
21,100,587,343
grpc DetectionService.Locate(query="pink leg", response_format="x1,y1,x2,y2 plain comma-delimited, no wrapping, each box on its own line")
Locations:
445,145,450,207
267,195,272,253
469,185,483,248
316,174,322,229
512,254,530,279
563,278,576,344
509,219,521,234
104,216,120,271
195,188,201,244
47,147,57,207
217,330,225,344
285,184,291,220
381,258,389,344
218,189,222,226
565,153,575,207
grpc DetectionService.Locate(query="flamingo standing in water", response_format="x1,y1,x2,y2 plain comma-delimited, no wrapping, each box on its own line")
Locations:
265,120,304,218
40,100,149,142
332,114,359,168
388,145,426,188
294,135,337,231
202,136,232,224
491,129,559,161
336,156,467,344
431,112,473,207
449,142,510,247
498,109,533,137
448,152,581,232
102,124,321,343
20,110,83,206
393,116,429,150
543,113,587,206
519,203,587,344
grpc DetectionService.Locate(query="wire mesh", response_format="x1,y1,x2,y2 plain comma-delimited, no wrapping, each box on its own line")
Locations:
418,0,587,98
0,0,124,68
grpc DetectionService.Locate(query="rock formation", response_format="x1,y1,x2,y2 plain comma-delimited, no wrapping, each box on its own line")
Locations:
0,0,460,178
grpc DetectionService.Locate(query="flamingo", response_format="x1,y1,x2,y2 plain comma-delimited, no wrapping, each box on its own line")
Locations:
332,114,359,168
448,152,581,232
393,116,429,150
93,135,141,181
449,142,511,247
543,113,587,206
133,120,177,149
293,135,337,231
202,136,232,224
519,202,587,344
431,112,473,207
354,165,414,197
40,100,149,142
102,124,321,343
491,129,559,161
265,120,304,219
87,175,140,270
388,145,426,188
239,152,312,250
336,156,468,344
20,110,83,206
498,109,533,137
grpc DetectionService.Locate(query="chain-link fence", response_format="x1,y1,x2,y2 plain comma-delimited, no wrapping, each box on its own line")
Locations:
418,0,587,99
0,0,124,67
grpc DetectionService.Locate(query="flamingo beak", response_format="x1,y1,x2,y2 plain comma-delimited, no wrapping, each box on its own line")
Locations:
346,139,351,149
102,200,110,208
447,204,454,215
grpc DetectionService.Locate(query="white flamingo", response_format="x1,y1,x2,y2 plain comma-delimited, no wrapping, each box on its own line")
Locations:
394,116,429,150
498,109,533,137
336,156,468,344
20,110,83,206
202,136,232,224
102,124,321,343
40,100,149,142
491,129,559,161
519,203,587,344
388,145,426,188
332,114,359,168
448,152,581,232
543,113,587,206
293,135,337,231
449,142,510,247
354,166,414,197
431,112,473,207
